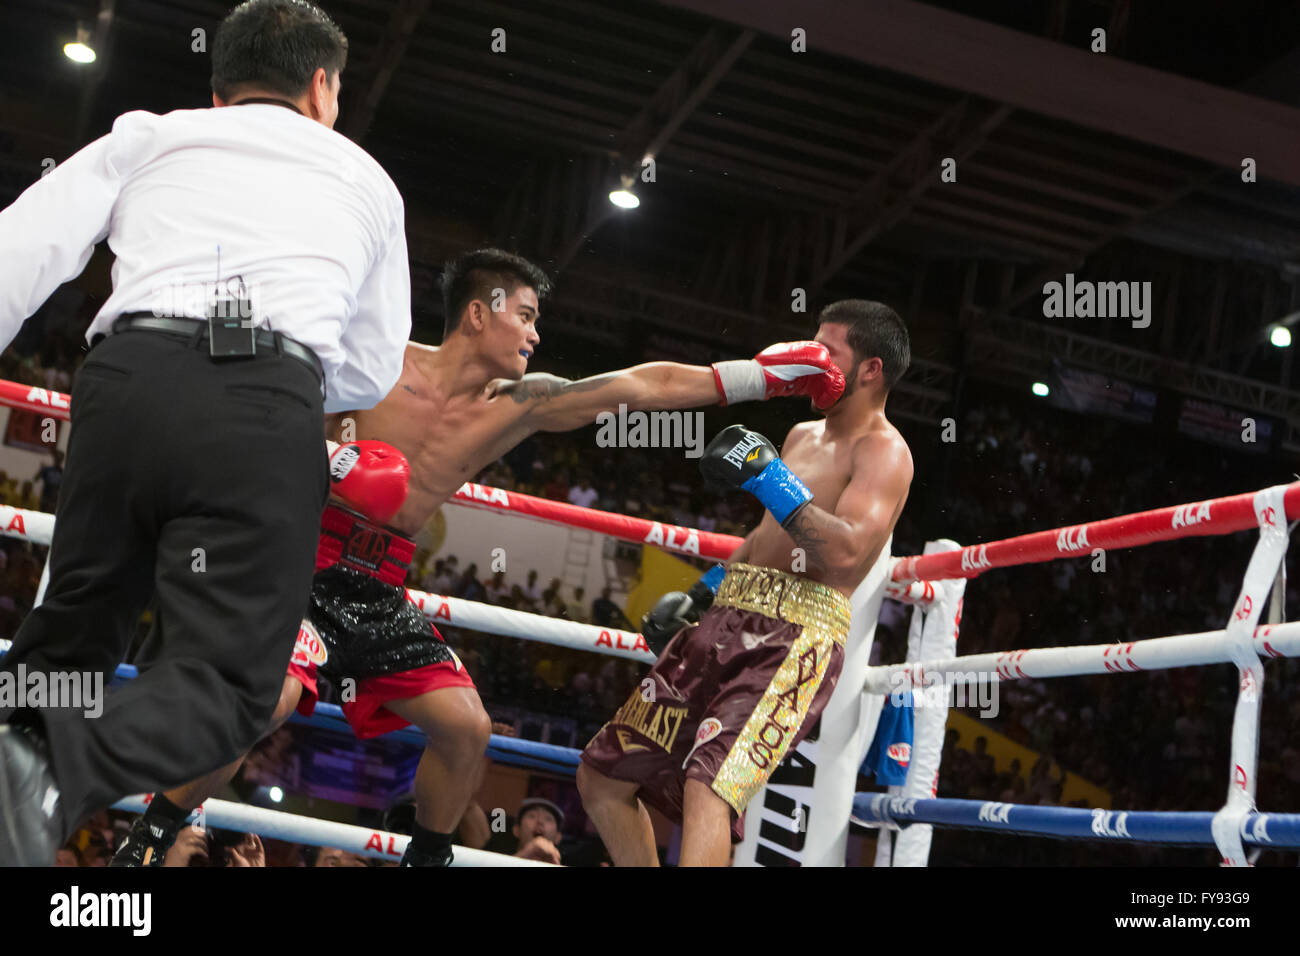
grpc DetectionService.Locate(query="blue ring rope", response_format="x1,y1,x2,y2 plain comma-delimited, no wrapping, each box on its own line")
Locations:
852,794,1300,847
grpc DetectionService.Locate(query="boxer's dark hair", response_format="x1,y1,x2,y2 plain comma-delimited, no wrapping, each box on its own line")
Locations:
441,249,552,340
211,0,348,101
817,299,910,391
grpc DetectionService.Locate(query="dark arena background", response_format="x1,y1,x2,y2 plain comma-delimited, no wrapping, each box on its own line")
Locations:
0,0,1299,893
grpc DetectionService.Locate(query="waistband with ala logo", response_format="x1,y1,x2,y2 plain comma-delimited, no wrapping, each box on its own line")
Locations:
314,501,415,587
714,563,852,647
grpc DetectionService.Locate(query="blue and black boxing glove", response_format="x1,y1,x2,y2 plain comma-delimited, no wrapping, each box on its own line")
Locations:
640,564,727,657
699,424,813,528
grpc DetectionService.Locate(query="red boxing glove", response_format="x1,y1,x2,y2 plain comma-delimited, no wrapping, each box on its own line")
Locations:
711,341,846,410
328,440,410,526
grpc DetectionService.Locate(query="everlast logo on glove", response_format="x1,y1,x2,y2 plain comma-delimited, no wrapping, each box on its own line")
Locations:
723,434,764,469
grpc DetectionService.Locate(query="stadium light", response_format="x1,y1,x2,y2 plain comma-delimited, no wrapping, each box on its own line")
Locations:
609,171,640,209
1031,382,1049,397
608,188,639,209
64,26,95,64
1270,325,1292,348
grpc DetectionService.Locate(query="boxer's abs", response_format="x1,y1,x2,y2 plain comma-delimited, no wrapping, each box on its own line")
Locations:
348,412,515,536
331,359,529,537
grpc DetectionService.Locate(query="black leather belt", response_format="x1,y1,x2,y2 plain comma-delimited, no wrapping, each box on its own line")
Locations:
103,313,325,397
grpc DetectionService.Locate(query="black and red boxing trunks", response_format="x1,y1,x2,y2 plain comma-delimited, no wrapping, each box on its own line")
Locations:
581,563,851,841
285,502,474,738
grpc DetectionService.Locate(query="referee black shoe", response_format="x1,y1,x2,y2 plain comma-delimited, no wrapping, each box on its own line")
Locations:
0,723,62,866
399,843,453,867
109,814,180,867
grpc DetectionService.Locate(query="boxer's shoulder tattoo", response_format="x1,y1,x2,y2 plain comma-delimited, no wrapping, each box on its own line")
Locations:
507,372,618,405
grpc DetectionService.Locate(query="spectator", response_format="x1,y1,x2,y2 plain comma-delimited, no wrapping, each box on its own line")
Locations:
163,825,210,867
456,563,485,602
224,832,266,867
568,475,599,509
311,846,368,867
541,586,567,619
429,559,455,595
513,797,564,865
55,844,81,867
486,571,510,604
34,449,63,513
591,587,630,629
543,469,569,502
522,570,544,605
566,586,590,623
508,584,534,613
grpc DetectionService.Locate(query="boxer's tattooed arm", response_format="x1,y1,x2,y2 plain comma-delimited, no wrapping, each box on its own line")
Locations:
783,508,832,572
781,431,913,581
505,365,714,432
505,373,616,405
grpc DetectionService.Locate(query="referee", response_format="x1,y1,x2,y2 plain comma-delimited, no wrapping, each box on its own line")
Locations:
0,0,410,864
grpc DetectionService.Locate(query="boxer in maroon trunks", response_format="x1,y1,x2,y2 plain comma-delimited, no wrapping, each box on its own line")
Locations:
579,299,915,866
582,564,851,842
112,248,844,867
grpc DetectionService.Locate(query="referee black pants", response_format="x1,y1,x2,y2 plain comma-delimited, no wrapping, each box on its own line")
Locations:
1,329,328,835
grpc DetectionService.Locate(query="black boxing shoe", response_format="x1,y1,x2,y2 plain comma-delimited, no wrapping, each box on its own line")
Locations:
109,814,180,867
399,842,453,867
0,723,62,866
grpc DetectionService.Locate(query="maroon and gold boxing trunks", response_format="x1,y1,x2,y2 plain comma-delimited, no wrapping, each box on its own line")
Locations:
580,563,851,841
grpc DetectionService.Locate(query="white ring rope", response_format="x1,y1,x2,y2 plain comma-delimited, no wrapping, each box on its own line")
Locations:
108,795,554,866
405,590,652,661
0,504,653,661
863,619,1300,693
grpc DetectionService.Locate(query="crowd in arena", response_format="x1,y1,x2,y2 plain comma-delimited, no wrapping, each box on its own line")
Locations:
3,338,1298,865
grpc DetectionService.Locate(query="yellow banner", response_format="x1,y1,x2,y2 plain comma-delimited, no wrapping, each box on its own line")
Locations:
946,710,1110,808
625,547,700,626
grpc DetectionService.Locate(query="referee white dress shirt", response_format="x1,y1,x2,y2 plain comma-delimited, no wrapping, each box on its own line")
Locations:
0,103,411,412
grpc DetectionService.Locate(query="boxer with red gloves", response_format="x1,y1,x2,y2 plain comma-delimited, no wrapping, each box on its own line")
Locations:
327,439,411,526
116,248,850,869
712,341,845,410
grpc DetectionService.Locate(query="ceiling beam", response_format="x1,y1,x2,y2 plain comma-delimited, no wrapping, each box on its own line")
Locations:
657,0,1300,188
549,27,754,273
342,0,431,143
993,168,1218,316
615,27,754,170
812,101,1013,290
